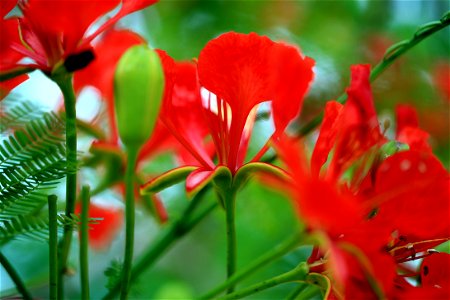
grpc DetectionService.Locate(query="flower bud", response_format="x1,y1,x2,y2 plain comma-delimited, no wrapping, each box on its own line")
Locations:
114,45,164,148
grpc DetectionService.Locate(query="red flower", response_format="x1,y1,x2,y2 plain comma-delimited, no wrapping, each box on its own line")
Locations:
75,202,123,251
311,65,385,181
1,0,158,75
274,64,449,299
148,32,314,194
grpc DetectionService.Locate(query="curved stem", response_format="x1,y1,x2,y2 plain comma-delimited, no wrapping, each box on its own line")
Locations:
0,251,33,300
120,146,139,300
103,188,214,300
54,72,78,299
199,232,302,299
80,186,91,300
296,11,450,138
48,195,58,300
219,263,309,300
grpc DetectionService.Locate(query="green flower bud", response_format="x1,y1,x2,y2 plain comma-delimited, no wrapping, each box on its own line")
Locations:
114,45,164,149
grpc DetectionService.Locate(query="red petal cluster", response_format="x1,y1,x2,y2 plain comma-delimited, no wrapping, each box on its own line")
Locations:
275,65,450,299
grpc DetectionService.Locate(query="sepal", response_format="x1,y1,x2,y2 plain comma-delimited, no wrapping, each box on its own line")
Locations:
234,162,288,191
140,166,198,195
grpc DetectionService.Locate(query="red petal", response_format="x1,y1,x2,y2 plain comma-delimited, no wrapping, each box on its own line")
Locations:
374,150,450,239
86,0,158,43
198,32,274,114
311,101,343,177
395,104,419,137
75,202,123,251
157,51,214,169
328,64,384,180
1,0,16,18
421,253,450,289
0,74,28,100
19,0,119,66
270,43,314,133
185,168,214,197
74,29,146,143
0,18,27,71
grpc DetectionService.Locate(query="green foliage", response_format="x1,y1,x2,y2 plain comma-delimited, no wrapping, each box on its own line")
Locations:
0,99,71,243
104,259,123,291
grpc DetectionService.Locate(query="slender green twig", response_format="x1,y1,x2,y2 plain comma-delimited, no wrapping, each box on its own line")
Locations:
53,72,78,299
199,233,302,299
80,185,91,300
218,262,309,300
120,146,139,300
0,251,33,300
223,188,238,293
48,195,58,300
298,11,450,138
103,188,214,300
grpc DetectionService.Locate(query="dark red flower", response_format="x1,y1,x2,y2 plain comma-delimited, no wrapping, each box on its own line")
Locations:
1,0,158,75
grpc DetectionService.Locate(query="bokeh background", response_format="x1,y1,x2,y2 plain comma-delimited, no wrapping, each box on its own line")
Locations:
2,1,449,299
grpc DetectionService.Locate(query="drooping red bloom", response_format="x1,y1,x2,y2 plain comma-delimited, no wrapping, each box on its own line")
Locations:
311,65,385,180
75,202,123,251
147,32,314,194
1,0,158,75
274,64,450,299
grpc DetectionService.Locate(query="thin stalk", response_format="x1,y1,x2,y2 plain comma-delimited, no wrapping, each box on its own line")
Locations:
80,185,91,300
199,233,302,299
48,195,58,300
219,262,309,300
103,188,213,300
0,251,33,300
120,146,139,300
223,188,237,293
296,11,450,138
54,72,78,299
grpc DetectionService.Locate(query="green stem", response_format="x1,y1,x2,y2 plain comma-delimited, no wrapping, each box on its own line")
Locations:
219,262,309,300
120,146,139,300
224,188,237,293
199,233,301,299
80,186,91,300
54,72,78,300
48,194,58,300
296,11,450,138
103,188,214,300
0,251,33,300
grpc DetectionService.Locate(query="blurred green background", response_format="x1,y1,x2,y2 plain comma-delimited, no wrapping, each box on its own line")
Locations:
1,1,449,299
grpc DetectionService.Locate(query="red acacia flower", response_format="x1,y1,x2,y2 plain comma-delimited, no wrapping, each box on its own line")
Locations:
75,202,123,251
145,32,315,194
1,0,158,75
311,65,385,181
274,64,449,299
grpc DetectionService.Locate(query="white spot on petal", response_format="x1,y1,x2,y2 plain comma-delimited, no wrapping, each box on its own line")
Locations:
400,160,411,171
418,162,427,173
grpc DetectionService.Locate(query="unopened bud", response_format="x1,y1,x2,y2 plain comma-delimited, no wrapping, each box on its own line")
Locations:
114,45,164,148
